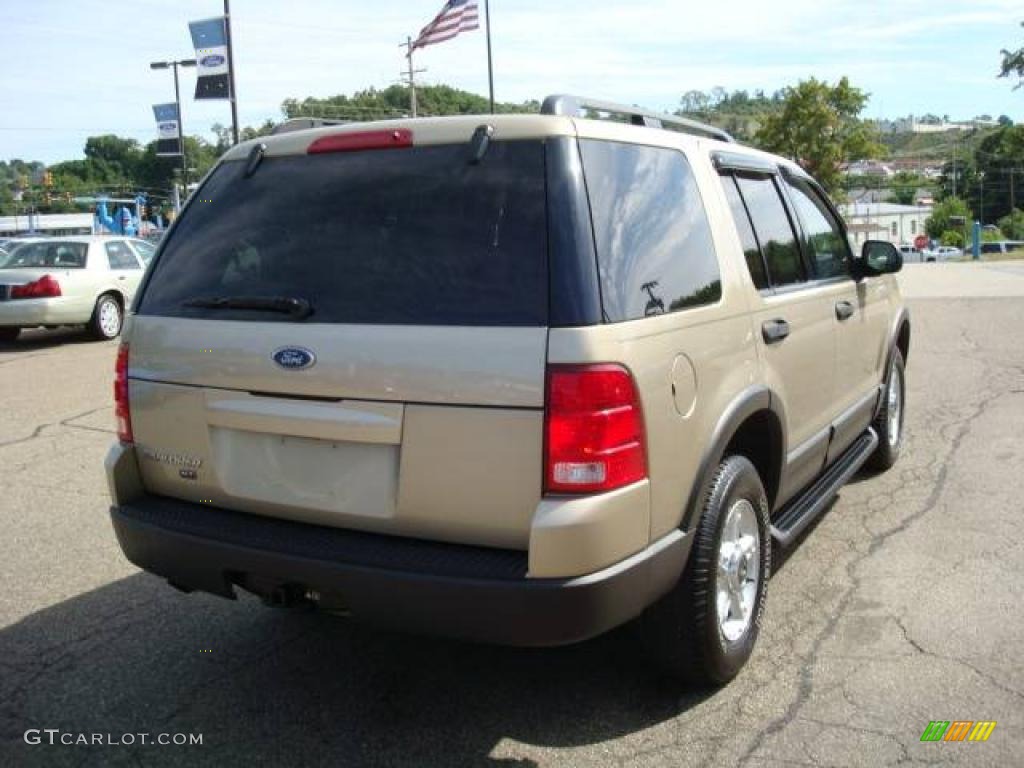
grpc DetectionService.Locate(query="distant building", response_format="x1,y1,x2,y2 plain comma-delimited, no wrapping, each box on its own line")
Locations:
844,160,895,178
875,115,999,135
0,213,94,237
839,202,931,247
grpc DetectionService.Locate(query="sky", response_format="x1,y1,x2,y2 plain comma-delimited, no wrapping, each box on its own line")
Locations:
1,0,1022,164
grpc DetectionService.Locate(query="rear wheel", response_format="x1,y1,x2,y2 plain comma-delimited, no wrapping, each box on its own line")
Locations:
89,294,122,340
642,455,771,686
0,327,20,343
866,348,905,472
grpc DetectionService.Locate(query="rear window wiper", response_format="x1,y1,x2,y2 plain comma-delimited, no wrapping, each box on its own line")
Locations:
182,295,314,320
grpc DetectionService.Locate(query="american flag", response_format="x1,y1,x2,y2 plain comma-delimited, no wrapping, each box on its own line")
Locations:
411,0,480,51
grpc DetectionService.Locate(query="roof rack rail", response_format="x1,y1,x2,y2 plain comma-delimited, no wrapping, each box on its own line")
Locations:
540,94,735,143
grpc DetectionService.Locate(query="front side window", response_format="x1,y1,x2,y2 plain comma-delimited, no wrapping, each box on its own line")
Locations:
736,176,806,287
784,178,851,279
580,140,721,321
721,174,768,290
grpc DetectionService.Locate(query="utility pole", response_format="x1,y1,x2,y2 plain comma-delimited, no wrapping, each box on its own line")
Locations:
979,171,985,225
150,58,197,211
951,137,958,198
399,37,426,118
224,0,240,144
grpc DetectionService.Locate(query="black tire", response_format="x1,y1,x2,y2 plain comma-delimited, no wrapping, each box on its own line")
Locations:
642,455,771,686
866,348,905,472
0,327,19,343
89,294,122,340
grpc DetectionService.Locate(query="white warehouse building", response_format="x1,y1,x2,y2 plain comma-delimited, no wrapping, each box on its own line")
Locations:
838,202,932,247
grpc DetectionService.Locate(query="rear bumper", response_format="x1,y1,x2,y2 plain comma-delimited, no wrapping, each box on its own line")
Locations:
110,494,691,647
0,296,85,326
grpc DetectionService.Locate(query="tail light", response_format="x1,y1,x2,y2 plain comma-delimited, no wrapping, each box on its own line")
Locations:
11,274,61,299
544,364,647,494
307,129,413,154
114,344,133,444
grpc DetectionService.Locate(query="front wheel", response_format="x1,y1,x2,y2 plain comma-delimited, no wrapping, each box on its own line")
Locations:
866,348,905,472
89,294,123,340
642,455,771,686
0,327,19,343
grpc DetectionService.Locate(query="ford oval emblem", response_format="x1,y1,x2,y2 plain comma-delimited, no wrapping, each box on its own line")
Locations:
272,347,316,370
201,54,226,67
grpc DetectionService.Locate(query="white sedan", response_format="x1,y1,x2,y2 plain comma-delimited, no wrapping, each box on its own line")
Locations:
0,235,153,342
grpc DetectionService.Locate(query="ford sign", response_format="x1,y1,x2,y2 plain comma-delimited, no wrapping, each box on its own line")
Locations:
200,54,226,68
158,122,177,131
272,347,316,370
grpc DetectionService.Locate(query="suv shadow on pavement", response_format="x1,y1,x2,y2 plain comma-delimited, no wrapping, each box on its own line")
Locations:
1,572,715,767
0,328,106,352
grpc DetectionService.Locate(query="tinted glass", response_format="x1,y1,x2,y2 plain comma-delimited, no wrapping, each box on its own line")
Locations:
784,178,850,279
580,140,720,321
721,174,768,290
139,141,547,326
0,241,87,269
106,241,141,270
736,176,805,286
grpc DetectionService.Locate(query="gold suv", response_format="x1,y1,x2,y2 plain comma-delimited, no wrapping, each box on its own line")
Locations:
106,95,909,685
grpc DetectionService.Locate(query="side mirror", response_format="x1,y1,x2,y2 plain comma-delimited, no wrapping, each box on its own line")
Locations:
859,240,903,276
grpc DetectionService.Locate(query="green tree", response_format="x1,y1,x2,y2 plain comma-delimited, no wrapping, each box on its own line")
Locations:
890,171,921,205
926,196,973,239
998,208,1024,239
940,230,965,247
282,84,538,123
1000,22,1023,89
754,77,884,193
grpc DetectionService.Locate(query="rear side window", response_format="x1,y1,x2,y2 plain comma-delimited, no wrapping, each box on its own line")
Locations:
784,178,850,279
106,241,142,270
580,140,721,321
735,176,806,287
138,141,547,326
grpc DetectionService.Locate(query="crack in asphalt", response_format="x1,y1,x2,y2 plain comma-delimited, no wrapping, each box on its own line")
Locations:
737,332,1020,766
0,404,111,450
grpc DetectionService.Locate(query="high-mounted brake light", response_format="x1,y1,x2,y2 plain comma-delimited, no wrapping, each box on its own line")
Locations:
307,129,413,155
11,274,61,299
544,364,647,494
114,343,133,444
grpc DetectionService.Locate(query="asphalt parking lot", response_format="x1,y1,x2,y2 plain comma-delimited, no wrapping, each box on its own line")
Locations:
1,262,1022,767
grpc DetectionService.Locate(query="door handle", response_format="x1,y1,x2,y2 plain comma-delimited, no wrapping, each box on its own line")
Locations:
762,318,790,344
835,300,854,321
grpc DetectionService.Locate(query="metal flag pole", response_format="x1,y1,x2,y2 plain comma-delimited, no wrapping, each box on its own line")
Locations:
484,0,494,113
224,0,240,144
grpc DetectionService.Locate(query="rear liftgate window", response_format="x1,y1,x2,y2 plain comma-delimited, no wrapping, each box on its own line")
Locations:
579,140,721,322
138,141,548,326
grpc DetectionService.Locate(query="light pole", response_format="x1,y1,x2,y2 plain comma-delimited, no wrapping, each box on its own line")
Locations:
150,58,196,206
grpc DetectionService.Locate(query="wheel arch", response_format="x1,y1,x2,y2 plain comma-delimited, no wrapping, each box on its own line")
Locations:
681,385,787,531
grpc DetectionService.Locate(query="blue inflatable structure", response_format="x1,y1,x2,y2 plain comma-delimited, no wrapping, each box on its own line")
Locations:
94,195,147,236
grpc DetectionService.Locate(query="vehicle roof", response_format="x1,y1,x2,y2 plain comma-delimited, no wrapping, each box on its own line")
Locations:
8,234,130,244
219,112,803,176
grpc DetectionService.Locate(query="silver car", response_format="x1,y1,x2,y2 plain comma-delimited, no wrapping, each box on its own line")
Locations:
0,236,150,342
